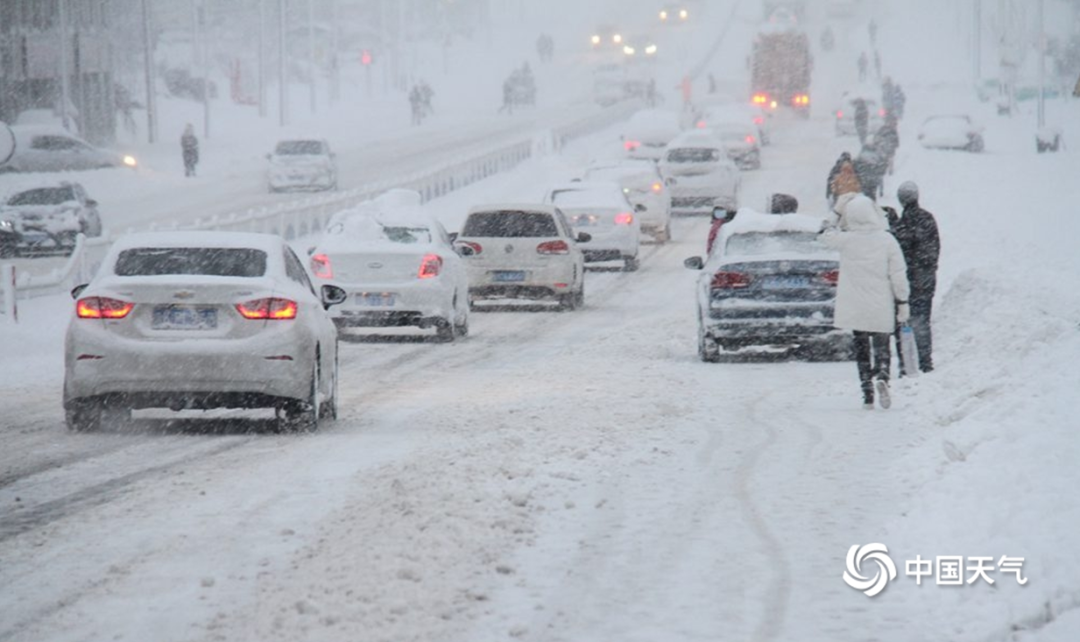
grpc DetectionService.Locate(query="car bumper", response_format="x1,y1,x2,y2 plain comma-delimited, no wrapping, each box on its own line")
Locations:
329,279,455,328
670,187,737,214
703,301,840,342
573,227,638,260
268,171,334,190
466,262,577,300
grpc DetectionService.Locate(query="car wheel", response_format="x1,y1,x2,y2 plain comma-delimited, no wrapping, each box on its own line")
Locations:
573,282,585,309
656,223,671,243
319,349,339,421
623,256,640,272
0,241,16,259
453,296,470,337
284,358,320,432
435,318,459,342
698,325,720,363
66,399,103,432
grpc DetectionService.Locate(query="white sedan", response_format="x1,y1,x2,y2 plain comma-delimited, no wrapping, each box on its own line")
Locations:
543,181,642,271
309,194,470,341
711,122,762,170
918,115,985,153
622,109,683,161
63,232,345,432
659,131,742,215
267,139,337,192
583,160,672,242
456,204,588,310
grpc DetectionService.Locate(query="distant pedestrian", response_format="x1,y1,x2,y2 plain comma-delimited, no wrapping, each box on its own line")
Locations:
853,97,870,145
854,141,888,200
499,78,515,114
881,76,896,114
858,52,869,82
893,84,906,119
826,151,861,206
876,113,900,175
419,81,435,116
181,123,199,177
409,85,423,125
705,206,736,255
821,194,910,409
873,50,882,79
868,19,878,45
887,182,940,374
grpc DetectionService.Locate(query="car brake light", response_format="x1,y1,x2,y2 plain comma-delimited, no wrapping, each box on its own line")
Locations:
460,241,483,256
537,240,569,255
236,297,298,320
614,212,634,225
311,253,333,279
745,135,756,145
624,140,641,151
418,253,443,278
696,120,707,129
753,116,764,125
821,270,839,285
710,271,751,289
879,108,887,117
836,110,844,119
651,181,663,192
752,93,768,105
77,297,134,319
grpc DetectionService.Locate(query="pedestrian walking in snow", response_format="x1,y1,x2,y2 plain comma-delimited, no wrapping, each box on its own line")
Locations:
181,123,199,177
886,182,940,374
876,113,900,175
868,19,878,45
821,195,910,408
409,85,424,125
705,206,736,255
857,52,869,82
826,152,861,207
853,98,870,145
873,50,882,79
499,78,515,115
853,141,888,200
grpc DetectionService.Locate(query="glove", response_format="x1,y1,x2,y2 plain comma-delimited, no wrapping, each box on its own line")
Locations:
896,303,910,324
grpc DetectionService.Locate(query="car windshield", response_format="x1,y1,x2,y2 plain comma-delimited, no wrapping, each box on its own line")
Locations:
462,211,558,237
666,148,720,162
331,216,433,244
275,141,324,155
549,189,621,208
585,168,654,185
114,248,267,277
724,232,830,257
7,187,76,206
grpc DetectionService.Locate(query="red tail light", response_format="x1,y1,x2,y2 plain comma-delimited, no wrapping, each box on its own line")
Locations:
459,241,483,256
614,212,634,225
710,271,751,289
745,135,756,145
821,270,839,285
77,297,134,319
236,298,298,320
696,120,707,129
753,116,764,125
836,110,844,119
752,93,768,105
418,253,443,279
651,181,663,192
537,240,569,255
879,108,887,117
624,140,641,151
311,253,333,279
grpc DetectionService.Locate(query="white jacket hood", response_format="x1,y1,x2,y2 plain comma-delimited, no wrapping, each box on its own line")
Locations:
842,195,887,232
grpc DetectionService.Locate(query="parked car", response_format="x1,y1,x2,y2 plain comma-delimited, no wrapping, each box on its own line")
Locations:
834,93,885,137
0,182,103,257
0,126,136,173
308,194,470,341
63,231,346,432
267,139,337,192
659,130,741,215
583,160,672,242
696,102,773,146
917,115,985,152
622,109,683,161
710,122,762,170
684,211,850,361
456,204,588,310
543,181,641,271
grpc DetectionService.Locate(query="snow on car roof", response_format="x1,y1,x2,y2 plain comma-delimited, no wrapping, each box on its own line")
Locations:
722,210,826,236
327,190,430,228
108,231,285,252
546,181,628,207
667,131,724,148
467,203,559,216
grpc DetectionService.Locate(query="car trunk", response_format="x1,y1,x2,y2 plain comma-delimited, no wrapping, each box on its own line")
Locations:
325,249,427,285
710,259,839,305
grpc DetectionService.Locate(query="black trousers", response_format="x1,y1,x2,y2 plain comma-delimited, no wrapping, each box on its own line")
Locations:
854,331,892,396
896,295,934,373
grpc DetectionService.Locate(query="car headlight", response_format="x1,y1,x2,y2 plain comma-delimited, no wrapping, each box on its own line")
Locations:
0,219,13,232
591,35,601,45
645,44,658,55
623,46,635,55
122,155,137,167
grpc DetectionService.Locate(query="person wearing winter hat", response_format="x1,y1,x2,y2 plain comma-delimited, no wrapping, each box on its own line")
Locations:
888,181,940,373
821,194,911,409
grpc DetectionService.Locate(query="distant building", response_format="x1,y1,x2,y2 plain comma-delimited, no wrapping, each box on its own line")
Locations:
0,0,117,143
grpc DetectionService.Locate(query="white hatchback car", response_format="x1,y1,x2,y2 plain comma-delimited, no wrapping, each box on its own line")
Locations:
63,232,345,433
834,93,885,137
622,109,683,161
310,197,470,341
918,115,985,153
457,204,588,310
267,139,337,192
543,181,642,271
659,131,742,215
583,160,672,242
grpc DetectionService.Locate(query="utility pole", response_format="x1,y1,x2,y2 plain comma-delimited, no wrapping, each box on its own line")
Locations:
258,0,267,118
141,0,158,143
57,0,72,132
307,0,316,114
279,0,288,126
192,0,210,139
1037,0,1045,127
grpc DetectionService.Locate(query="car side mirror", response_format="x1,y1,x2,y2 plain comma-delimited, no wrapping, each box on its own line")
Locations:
307,246,317,256
71,283,89,299
634,203,646,213
447,232,458,243
85,199,98,208
683,256,704,270
576,232,592,243
321,284,347,309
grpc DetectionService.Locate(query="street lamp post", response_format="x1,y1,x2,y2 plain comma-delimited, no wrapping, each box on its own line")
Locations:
141,0,158,143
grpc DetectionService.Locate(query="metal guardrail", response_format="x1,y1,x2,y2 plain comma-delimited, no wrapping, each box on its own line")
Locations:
3,99,643,306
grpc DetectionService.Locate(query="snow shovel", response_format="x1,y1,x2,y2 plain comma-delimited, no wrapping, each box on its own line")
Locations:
899,324,919,377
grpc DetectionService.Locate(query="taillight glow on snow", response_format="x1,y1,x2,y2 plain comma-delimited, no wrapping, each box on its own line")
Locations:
614,212,634,225
821,270,840,285
537,240,570,255
236,298,298,320
624,140,641,151
745,135,756,144
836,110,844,119
651,182,663,192
311,253,333,279
710,271,751,289
77,297,134,319
418,254,443,278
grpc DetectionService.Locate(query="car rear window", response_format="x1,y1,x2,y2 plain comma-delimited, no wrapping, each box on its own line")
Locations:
275,140,324,155
666,148,720,162
462,211,558,237
114,248,267,277
329,216,433,244
7,187,76,206
725,232,830,257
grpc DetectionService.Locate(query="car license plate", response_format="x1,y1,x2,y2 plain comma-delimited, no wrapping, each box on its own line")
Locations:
762,275,810,289
492,271,526,283
356,292,395,306
572,215,600,227
152,306,217,330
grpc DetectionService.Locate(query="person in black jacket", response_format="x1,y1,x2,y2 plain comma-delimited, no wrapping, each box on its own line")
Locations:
826,151,854,204
181,124,199,177
888,181,940,373
854,141,888,200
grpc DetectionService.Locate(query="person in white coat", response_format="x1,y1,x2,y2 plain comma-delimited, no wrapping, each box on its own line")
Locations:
821,195,911,409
